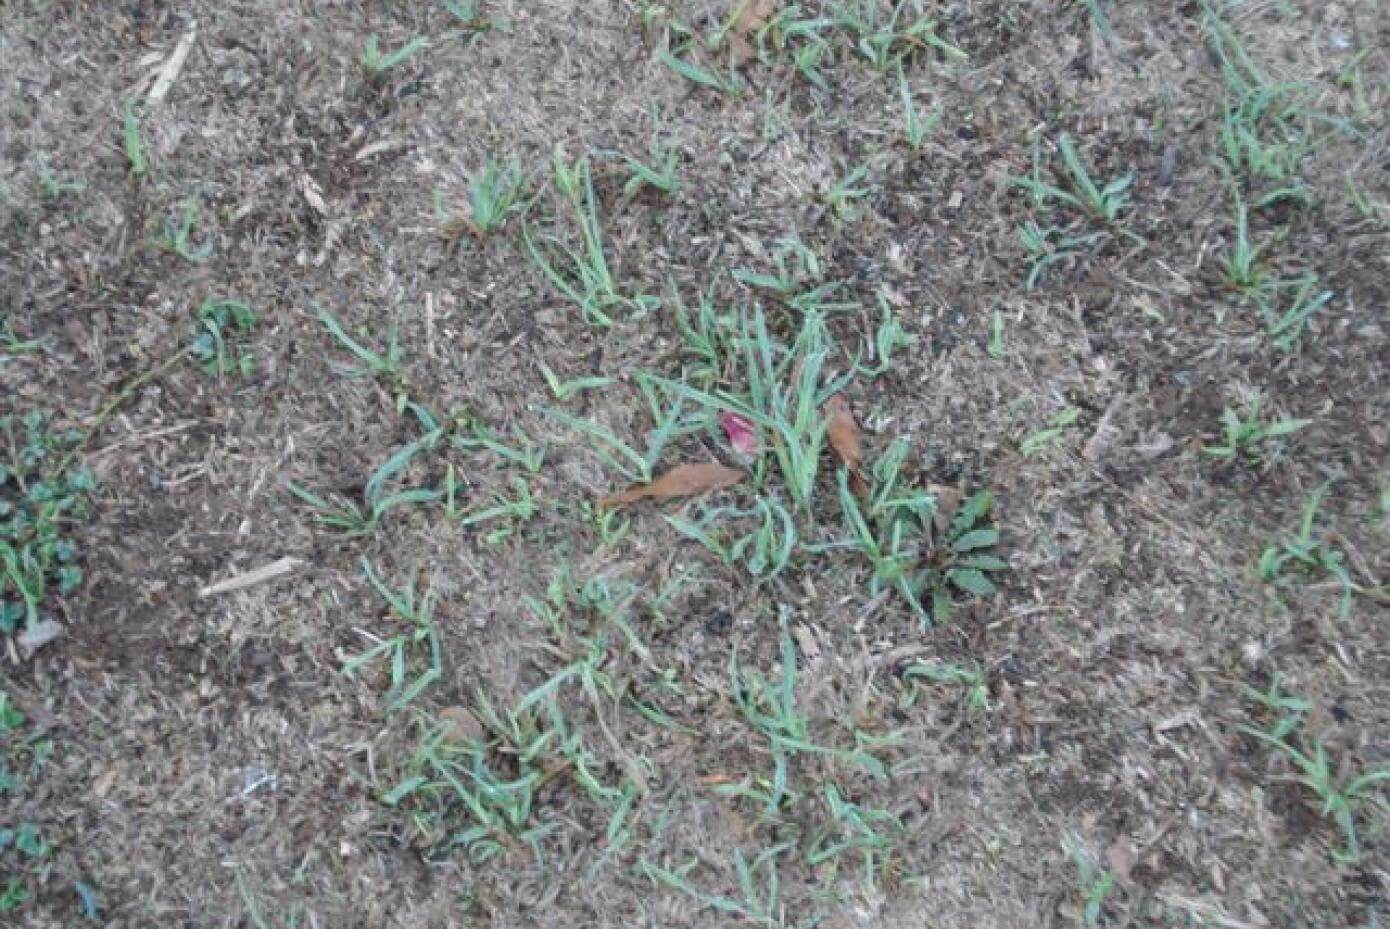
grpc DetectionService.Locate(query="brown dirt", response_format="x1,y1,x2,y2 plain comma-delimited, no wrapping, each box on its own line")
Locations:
2,1,1388,927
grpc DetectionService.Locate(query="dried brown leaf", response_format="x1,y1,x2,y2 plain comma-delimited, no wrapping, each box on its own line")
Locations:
733,0,777,34
599,462,746,509
823,394,861,472
1105,836,1136,882
928,483,962,537
729,0,777,64
438,706,485,743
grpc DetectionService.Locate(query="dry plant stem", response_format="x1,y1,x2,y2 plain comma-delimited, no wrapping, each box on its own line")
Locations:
54,346,195,476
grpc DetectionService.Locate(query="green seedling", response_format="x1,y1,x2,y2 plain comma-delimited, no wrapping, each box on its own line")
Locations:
673,284,737,384
733,239,856,317
665,496,797,582
1243,722,1390,864
581,500,631,547
35,161,84,201
315,306,409,399
449,156,524,237
0,318,40,361
1218,85,1309,185
827,463,930,619
1221,193,1268,295
988,310,1005,359
792,33,833,90
1204,393,1308,462
823,164,873,219
1075,0,1114,40
897,64,941,150
537,360,611,400
160,199,213,261
659,49,741,95
1,413,94,634
344,558,442,710
122,102,147,177
452,419,547,474
859,292,916,377
443,0,492,30
831,0,965,71
526,157,658,328
287,481,438,538
642,844,790,923
1063,834,1118,928
1259,485,1364,621
621,113,680,197
1261,275,1332,351
917,488,1006,625
1199,0,1267,97
456,477,537,543
361,34,427,78
1010,134,1132,223
899,660,988,712
1020,406,1080,457
541,402,684,485
807,783,902,892
190,299,257,378
1241,673,1312,742
656,306,852,512
732,621,886,813
1018,221,1102,289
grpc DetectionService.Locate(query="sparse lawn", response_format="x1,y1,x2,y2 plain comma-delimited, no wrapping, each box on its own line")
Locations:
1,0,1386,926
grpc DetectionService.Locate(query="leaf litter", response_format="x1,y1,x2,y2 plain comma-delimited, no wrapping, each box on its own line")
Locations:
600,462,746,509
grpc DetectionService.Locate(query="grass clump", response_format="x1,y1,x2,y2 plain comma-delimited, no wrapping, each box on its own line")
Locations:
190,299,257,378
1204,392,1308,462
361,34,426,79
447,156,525,237
1011,133,1132,224
526,153,659,328
642,844,789,923
1242,682,1390,864
828,448,1005,625
159,199,213,262
344,558,443,710
730,621,886,813
1258,485,1361,621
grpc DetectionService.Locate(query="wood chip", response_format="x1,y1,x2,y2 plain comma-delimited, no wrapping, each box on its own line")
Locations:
17,619,66,659
199,557,303,598
1082,395,1125,463
147,26,197,104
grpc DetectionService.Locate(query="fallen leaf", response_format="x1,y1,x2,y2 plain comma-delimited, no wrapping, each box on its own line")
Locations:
792,624,820,658
928,483,962,536
600,462,745,509
823,394,869,496
719,411,760,456
729,0,777,64
1105,836,1136,882
732,0,776,36
438,706,484,743
823,395,861,471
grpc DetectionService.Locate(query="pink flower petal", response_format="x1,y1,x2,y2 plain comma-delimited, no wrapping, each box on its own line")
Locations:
719,412,759,456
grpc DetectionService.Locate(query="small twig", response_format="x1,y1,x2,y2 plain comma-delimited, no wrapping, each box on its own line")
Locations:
199,557,304,598
147,25,198,104
55,346,194,476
